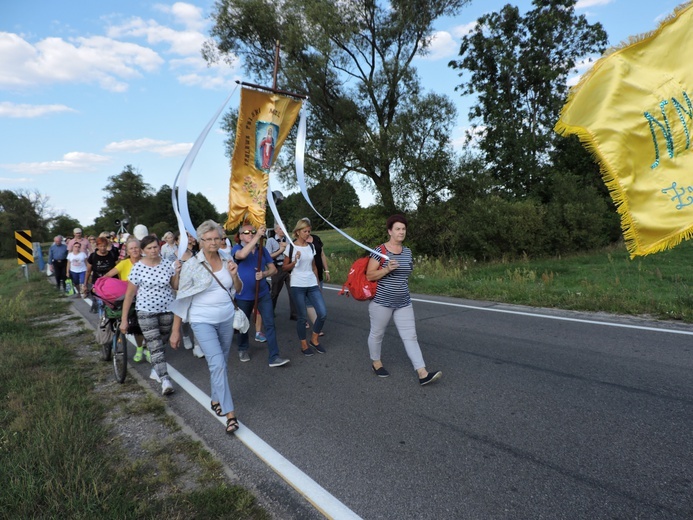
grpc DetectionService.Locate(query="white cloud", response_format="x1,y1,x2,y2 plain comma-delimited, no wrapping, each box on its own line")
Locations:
575,0,613,8
421,31,459,61
168,2,207,31
107,17,206,56
566,55,599,86
452,21,477,38
0,177,33,184
103,138,192,157
0,101,76,118
1,152,111,174
0,32,163,92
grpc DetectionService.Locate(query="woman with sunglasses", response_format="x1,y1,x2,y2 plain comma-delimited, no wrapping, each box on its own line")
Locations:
283,218,327,356
232,223,290,367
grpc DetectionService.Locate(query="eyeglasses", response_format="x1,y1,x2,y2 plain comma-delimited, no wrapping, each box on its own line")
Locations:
240,230,257,235
201,237,223,242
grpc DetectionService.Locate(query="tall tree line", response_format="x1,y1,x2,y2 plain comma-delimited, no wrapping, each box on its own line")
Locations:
206,0,623,259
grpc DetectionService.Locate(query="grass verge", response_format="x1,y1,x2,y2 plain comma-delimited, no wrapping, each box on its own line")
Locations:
0,260,268,519
320,229,693,322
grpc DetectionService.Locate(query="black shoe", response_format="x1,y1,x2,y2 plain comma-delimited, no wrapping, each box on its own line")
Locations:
309,341,326,354
372,365,389,378
419,371,442,386
290,315,297,321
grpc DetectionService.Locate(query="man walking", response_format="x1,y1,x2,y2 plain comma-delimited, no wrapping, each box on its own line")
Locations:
48,235,68,292
66,228,91,255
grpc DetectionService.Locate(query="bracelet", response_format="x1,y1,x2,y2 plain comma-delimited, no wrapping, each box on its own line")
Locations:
324,270,330,273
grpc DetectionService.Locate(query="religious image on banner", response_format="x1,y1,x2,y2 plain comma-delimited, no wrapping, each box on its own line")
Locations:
256,122,278,171
226,87,302,230
555,2,693,258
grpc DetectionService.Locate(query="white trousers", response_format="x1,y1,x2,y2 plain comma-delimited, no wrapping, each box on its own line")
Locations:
367,302,425,371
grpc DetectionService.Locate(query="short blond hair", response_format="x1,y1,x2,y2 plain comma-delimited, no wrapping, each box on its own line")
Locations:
292,218,311,238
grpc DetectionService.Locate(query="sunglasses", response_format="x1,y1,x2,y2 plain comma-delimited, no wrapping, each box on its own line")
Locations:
240,230,257,235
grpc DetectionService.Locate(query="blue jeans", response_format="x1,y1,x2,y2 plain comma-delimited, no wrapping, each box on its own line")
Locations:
236,293,280,362
191,320,235,415
290,285,327,340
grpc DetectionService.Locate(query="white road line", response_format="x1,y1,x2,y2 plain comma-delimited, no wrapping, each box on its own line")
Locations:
166,365,362,520
323,286,693,336
84,297,361,519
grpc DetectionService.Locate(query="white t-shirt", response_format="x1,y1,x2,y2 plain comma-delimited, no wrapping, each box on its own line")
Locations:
288,244,318,287
128,260,176,313
189,267,235,324
67,252,88,273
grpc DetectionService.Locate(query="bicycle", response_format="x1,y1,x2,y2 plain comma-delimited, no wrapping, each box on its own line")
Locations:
99,303,128,383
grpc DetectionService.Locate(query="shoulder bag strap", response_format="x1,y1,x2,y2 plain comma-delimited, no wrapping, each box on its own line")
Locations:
200,261,239,310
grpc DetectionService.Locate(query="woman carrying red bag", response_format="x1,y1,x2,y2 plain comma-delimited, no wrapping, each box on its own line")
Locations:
366,214,442,386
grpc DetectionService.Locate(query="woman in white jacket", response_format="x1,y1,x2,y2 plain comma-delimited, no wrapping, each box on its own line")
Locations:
169,220,244,434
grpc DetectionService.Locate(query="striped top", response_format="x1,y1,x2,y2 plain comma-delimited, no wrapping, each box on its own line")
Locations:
371,245,413,308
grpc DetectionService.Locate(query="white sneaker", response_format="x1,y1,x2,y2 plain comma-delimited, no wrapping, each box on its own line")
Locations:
183,336,193,350
161,378,174,395
192,343,205,358
149,368,161,383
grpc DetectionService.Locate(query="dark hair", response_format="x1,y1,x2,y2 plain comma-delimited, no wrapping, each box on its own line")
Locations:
386,214,408,230
139,235,159,250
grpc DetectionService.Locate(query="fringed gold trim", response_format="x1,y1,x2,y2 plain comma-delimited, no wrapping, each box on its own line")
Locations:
557,118,693,258
555,119,642,258
224,216,243,232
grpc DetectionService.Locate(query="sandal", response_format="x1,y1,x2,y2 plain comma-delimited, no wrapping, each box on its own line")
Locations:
226,416,239,434
210,401,223,416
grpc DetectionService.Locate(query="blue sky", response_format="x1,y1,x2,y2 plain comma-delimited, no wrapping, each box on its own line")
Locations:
0,0,682,228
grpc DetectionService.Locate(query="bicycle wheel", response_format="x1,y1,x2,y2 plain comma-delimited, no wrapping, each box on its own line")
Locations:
112,328,128,383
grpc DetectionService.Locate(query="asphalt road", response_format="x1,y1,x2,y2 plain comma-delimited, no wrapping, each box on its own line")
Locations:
73,285,693,519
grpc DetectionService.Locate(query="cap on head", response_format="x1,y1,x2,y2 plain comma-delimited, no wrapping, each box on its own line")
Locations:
74,228,82,234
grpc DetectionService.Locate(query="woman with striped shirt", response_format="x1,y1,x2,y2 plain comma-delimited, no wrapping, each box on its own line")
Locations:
366,215,442,386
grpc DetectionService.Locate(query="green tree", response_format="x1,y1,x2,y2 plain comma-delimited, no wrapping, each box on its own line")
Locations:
391,93,458,210
449,0,607,198
271,180,359,231
99,165,154,230
49,215,82,238
142,185,175,232
205,0,471,214
0,190,49,258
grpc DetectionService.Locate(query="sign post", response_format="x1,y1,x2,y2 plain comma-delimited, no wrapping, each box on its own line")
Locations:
16,230,33,281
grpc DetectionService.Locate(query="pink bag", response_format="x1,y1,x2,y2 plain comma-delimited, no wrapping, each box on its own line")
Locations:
93,277,128,306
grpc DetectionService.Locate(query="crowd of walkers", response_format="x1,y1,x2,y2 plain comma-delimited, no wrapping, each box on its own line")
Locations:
49,214,441,435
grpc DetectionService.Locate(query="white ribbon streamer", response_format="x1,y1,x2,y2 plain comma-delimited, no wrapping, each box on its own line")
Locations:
172,85,239,258
294,108,388,260
267,175,291,241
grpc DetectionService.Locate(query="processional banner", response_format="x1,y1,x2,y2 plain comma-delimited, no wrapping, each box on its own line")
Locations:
226,87,302,230
555,2,693,257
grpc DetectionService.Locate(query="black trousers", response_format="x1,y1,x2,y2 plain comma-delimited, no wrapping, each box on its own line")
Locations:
271,267,296,318
52,259,67,290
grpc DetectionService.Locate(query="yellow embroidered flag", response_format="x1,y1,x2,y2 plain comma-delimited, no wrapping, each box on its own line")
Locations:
555,2,693,258
226,87,302,230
